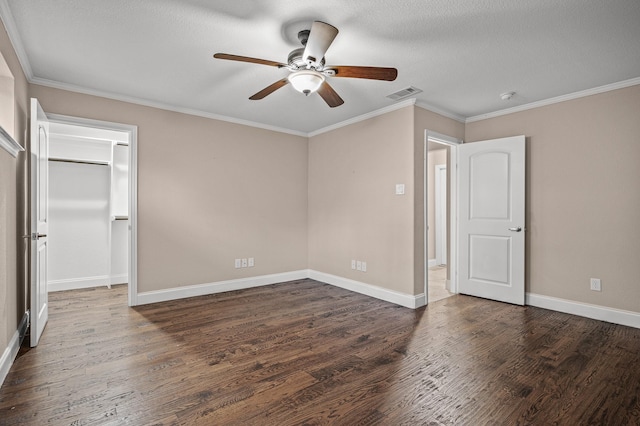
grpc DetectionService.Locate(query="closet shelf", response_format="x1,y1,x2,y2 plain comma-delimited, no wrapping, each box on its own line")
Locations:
49,157,110,166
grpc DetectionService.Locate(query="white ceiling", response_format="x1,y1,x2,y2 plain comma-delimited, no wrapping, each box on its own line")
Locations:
2,0,640,135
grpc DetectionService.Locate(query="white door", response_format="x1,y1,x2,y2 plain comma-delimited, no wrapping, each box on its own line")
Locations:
458,136,525,305
435,165,447,265
29,98,50,346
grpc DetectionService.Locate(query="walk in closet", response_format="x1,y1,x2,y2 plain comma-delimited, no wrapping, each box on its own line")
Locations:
47,122,130,291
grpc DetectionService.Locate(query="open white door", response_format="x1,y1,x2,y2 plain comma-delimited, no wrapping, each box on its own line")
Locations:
29,98,50,346
458,135,525,305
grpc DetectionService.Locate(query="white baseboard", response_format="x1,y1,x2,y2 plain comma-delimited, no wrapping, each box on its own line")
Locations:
136,269,425,309
428,259,437,268
48,275,110,292
308,270,425,309
414,292,427,308
130,268,639,329
136,270,309,305
0,312,29,388
526,293,640,329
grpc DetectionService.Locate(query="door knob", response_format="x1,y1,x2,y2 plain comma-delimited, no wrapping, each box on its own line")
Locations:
508,227,522,232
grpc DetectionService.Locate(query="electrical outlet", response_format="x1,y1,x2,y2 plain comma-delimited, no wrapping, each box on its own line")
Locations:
361,261,367,272
351,260,356,270
248,257,254,267
241,258,248,268
234,259,241,269
590,278,601,291
356,261,362,271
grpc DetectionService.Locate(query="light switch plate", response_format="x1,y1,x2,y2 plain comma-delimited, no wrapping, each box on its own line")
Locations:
395,184,405,195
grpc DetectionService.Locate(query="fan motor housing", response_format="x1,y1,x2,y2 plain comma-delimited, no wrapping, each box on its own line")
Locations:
288,47,324,70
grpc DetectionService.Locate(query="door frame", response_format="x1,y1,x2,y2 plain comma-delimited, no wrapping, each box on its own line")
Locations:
424,130,461,302
47,113,139,306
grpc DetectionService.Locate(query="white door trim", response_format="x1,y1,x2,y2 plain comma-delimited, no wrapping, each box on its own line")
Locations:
46,113,138,306
424,130,462,302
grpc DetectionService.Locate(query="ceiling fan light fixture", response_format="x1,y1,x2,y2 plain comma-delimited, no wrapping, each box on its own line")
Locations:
213,21,396,107
288,70,325,95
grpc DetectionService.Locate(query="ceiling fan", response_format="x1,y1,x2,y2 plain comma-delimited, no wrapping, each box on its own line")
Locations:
213,21,398,108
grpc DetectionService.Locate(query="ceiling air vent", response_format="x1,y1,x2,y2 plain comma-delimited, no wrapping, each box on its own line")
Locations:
387,86,422,101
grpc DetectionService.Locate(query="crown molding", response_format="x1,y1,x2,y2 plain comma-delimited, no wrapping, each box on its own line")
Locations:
0,125,23,157
415,100,466,123
31,75,426,139
308,98,467,137
466,77,640,123
308,98,417,137
30,77,308,138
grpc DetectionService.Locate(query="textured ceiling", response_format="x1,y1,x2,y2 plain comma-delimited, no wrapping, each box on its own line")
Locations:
2,0,640,134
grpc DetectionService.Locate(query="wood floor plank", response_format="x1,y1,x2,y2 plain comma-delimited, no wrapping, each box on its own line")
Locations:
1,279,640,425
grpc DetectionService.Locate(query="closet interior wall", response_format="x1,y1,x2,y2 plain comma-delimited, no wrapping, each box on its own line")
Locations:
47,123,129,291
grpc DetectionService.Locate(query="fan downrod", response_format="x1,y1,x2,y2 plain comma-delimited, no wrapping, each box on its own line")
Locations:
297,30,310,46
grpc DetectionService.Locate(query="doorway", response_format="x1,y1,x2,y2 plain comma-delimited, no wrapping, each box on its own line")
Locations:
424,131,461,304
46,113,138,306
423,132,526,306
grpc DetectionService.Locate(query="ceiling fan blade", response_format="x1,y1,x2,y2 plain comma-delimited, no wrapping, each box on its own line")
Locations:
329,66,398,81
249,78,289,100
302,21,339,67
317,81,344,108
213,53,287,68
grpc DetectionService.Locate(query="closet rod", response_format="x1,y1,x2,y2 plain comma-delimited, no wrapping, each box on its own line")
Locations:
49,157,110,166
116,142,129,146
113,216,128,221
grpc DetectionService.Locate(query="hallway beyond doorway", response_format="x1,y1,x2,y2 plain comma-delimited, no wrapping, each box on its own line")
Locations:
428,265,453,303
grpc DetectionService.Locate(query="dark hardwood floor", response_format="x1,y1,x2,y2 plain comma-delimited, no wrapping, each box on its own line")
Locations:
1,279,639,425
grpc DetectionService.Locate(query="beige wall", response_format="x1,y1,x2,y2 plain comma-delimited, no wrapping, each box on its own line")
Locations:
0,19,29,363
29,85,309,293
465,85,640,313
308,105,464,298
0,75,14,135
427,146,447,260
308,107,415,294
